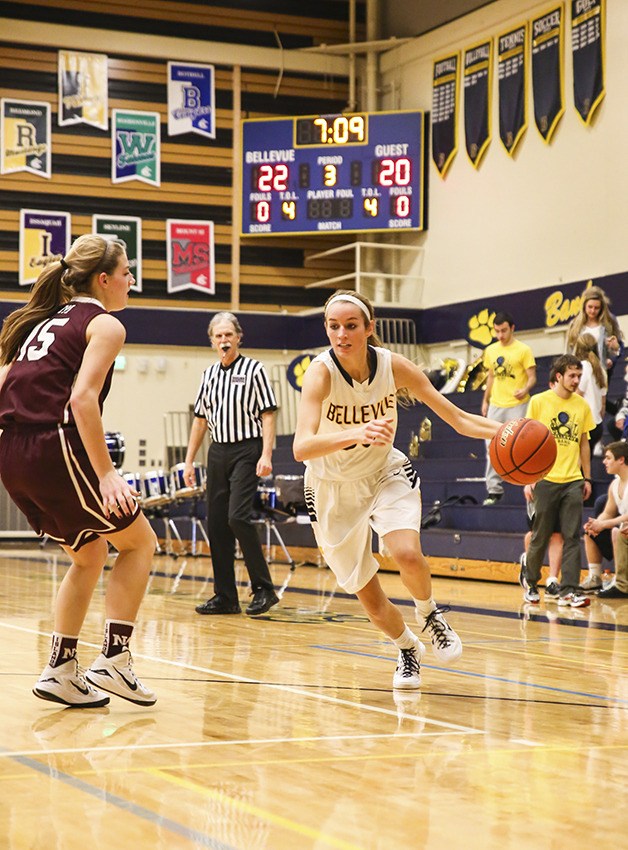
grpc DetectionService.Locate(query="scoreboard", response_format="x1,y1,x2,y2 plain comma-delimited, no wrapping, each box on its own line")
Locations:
241,110,427,236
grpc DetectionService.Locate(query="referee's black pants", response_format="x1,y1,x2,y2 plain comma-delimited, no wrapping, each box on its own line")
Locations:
205,438,274,604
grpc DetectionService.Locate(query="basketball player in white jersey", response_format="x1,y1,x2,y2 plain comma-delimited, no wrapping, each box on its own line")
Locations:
294,290,500,689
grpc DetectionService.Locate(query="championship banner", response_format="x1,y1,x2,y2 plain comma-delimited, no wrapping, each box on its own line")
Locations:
572,0,605,124
112,109,161,186
92,215,142,292
166,220,215,295
531,4,565,142
167,62,215,139
19,209,71,287
1,99,51,178
58,50,108,130
463,41,492,168
497,24,527,155
431,53,459,177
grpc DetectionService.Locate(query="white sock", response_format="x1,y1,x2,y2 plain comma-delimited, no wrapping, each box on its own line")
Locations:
546,576,558,586
392,625,420,650
413,597,437,621
588,563,602,577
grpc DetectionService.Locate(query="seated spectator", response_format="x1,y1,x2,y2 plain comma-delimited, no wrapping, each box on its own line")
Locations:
584,441,628,597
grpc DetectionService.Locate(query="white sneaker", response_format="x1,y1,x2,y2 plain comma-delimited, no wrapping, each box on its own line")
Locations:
33,657,110,708
580,574,603,592
417,607,463,662
393,640,425,690
86,649,157,706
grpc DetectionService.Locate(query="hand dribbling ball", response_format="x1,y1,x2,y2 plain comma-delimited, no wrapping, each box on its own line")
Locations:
489,418,557,485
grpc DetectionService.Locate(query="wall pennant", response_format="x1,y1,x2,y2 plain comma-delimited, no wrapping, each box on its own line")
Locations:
1,98,51,178
112,109,161,186
531,4,565,142
167,62,215,139
58,50,108,130
431,53,459,177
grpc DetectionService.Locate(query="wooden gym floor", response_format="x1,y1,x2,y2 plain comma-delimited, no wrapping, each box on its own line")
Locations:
0,543,626,850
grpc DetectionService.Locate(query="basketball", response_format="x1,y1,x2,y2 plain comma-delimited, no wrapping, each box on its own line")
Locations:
489,418,557,486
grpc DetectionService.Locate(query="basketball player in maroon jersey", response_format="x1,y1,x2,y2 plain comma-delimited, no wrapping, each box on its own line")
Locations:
0,234,157,708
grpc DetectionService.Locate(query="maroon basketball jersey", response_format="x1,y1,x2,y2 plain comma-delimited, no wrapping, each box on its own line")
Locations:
0,297,116,428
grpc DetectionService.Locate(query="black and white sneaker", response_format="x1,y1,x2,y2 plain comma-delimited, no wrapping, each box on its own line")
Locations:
393,640,425,690
545,580,560,601
518,555,540,604
86,649,157,706
417,607,463,662
33,658,110,708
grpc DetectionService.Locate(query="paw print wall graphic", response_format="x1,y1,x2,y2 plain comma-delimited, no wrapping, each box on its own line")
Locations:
467,309,496,348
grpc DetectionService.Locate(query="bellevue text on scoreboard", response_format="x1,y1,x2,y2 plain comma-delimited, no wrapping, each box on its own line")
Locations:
241,110,427,236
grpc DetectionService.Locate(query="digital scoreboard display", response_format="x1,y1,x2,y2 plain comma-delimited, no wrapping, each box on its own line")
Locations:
241,110,427,236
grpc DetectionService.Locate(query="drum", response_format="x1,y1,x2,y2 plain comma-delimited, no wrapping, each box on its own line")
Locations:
105,431,125,469
170,462,206,500
254,483,278,511
140,469,171,508
121,471,141,493
274,474,306,514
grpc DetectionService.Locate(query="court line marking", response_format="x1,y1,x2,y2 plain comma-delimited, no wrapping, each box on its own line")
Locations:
5,751,238,850
0,621,484,735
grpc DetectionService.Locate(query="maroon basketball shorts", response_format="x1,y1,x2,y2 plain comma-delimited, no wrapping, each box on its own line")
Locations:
0,424,140,551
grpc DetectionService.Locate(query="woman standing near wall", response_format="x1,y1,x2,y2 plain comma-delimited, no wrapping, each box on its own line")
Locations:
566,285,623,375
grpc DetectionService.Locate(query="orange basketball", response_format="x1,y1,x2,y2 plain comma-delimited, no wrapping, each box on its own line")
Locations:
489,418,557,486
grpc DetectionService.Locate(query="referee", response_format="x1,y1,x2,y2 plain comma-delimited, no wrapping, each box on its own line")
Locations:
183,312,280,616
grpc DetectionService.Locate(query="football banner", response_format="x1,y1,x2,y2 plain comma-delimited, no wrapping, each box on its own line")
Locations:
19,209,71,287
1,99,51,178
92,215,142,292
571,0,605,124
167,62,215,139
166,220,215,295
531,4,565,142
497,24,527,155
58,50,108,130
463,41,492,168
431,53,459,177
112,109,161,186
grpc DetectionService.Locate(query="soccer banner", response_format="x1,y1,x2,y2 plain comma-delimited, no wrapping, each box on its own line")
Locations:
531,4,565,142
463,41,492,168
572,0,605,124
497,24,527,155
1,99,51,178
167,62,215,139
19,209,71,287
58,50,108,130
112,109,161,186
92,215,142,292
431,53,459,177
166,220,215,295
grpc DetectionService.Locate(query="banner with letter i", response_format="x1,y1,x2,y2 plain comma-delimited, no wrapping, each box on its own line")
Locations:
112,109,161,186
166,220,215,295
571,0,605,124
497,23,527,156
93,215,142,292
19,209,71,287
463,40,492,168
1,99,51,177
531,4,565,142
431,53,459,177
167,62,215,139
58,50,108,130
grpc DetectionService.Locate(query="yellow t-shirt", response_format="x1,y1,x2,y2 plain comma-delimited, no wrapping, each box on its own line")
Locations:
484,339,536,408
526,389,595,483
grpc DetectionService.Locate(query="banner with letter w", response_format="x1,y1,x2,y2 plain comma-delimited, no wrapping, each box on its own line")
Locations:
112,109,161,186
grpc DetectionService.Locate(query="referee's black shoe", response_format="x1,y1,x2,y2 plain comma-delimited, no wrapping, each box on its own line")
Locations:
195,595,241,615
245,588,280,616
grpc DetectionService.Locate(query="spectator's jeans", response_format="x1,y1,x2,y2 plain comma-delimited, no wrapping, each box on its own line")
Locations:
485,401,529,495
613,532,628,593
525,479,584,591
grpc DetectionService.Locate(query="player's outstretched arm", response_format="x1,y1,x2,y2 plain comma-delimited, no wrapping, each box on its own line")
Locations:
392,353,500,441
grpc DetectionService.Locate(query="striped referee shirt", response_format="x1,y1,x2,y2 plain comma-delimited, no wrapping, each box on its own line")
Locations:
193,354,278,444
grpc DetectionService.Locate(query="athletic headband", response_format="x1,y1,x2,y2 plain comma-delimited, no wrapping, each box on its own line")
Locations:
325,294,372,321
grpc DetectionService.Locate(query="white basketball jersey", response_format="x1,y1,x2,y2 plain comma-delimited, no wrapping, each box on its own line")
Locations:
306,346,406,481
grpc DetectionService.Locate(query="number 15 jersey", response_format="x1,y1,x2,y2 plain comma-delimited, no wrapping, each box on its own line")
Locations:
0,297,114,429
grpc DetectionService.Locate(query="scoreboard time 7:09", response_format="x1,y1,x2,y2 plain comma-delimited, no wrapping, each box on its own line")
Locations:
241,110,427,236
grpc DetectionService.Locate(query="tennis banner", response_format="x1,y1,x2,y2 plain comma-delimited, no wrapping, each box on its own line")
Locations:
112,109,161,186
1,98,51,178
571,0,605,124
92,215,142,293
531,4,565,142
463,40,492,168
166,220,215,295
19,209,71,287
497,24,527,155
431,53,459,177
58,50,108,130
167,62,215,139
